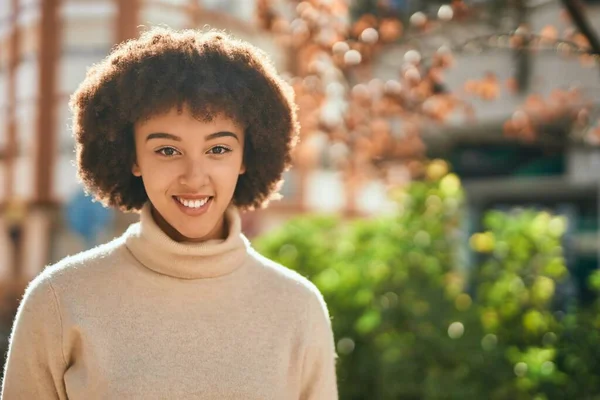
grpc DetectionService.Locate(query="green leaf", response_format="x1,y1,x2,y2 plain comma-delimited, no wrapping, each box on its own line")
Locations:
355,309,382,335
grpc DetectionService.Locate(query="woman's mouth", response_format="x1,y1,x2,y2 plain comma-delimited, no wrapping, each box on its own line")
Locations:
175,196,210,208
173,196,213,215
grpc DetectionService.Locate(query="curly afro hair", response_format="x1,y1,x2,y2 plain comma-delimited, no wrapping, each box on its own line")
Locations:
69,27,299,212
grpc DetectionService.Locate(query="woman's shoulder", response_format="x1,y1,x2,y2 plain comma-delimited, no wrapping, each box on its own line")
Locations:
246,248,323,301
34,236,128,290
246,249,332,334
18,237,127,315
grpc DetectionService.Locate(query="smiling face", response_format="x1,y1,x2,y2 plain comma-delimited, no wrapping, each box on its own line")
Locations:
132,106,246,242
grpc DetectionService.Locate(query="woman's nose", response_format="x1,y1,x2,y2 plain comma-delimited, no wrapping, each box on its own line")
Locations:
179,157,209,189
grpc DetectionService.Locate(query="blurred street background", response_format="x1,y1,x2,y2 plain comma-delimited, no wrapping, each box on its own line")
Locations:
2,0,600,398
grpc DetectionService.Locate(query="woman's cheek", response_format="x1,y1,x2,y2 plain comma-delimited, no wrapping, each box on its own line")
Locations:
147,162,181,186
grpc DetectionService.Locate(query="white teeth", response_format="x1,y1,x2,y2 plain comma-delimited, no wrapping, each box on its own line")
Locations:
177,197,209,209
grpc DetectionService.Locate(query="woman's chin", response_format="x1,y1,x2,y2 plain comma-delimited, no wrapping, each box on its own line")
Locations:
151,202,226,242
172,226,214,242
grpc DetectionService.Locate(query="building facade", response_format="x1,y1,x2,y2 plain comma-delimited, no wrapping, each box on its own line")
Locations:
0,0,295,283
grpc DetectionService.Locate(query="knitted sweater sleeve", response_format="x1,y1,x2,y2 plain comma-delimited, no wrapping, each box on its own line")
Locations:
300,289,339,400
1,275,68,400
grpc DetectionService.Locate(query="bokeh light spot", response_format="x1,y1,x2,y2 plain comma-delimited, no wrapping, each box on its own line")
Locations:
448,322,465,339
481,334,498,351
337,337,356,355
514,362,528,377
541,361,555,376
455,293,472,311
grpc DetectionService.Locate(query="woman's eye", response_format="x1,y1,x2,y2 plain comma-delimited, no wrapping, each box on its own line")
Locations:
209,146,231,155
157,147,180,157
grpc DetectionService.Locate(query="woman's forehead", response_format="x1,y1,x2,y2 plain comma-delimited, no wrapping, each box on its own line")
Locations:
136,103,246,130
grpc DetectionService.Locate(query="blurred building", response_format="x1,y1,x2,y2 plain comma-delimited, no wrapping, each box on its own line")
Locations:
0,0,299,285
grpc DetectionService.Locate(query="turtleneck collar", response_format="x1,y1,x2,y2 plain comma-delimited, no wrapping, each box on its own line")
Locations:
124,203,250,279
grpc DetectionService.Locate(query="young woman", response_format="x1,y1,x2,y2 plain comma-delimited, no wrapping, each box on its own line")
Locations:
2,27,338,399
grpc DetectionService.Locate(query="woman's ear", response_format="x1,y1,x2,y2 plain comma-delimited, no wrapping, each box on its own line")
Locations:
239,163,246,175
132,163,142,177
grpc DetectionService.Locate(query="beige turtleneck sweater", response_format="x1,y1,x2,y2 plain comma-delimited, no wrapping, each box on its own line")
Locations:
2,204,338,399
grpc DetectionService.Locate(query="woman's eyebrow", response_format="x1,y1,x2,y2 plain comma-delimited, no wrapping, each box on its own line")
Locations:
146,132,182,142
205,131,239,142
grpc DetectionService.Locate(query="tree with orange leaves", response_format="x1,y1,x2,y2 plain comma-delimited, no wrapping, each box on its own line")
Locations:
256,0,600,188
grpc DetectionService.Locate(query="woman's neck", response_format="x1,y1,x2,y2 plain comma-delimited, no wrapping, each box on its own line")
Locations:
150,205,228,243
123,202,250,279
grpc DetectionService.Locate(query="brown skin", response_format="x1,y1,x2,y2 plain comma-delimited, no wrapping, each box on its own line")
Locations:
132,107,246,242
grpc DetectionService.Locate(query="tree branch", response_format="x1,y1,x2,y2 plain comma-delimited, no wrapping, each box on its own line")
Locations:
560,0,600,56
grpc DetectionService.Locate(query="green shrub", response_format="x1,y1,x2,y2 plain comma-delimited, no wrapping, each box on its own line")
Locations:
255,165,598,399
